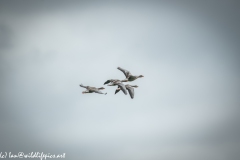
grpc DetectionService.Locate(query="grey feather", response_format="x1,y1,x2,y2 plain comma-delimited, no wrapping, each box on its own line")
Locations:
117,67,131,78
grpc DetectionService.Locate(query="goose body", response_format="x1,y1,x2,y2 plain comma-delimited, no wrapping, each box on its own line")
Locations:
117,67,144,82
115,84,138,99
80,84,107,95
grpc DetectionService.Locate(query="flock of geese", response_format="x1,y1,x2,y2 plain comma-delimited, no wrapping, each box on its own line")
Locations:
80,67,144,99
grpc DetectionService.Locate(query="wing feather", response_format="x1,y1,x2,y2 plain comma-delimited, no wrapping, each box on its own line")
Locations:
117,67,131,78
104,80,111,85
115,87,121,94
117,83,128,95
126,87,134,99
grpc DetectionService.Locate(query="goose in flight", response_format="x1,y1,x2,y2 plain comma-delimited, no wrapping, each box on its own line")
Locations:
117,67,144,82
115,84,138,99
80,84,107,95
106,80,128,95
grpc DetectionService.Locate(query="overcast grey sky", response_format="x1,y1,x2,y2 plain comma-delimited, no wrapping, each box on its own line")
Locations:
0,1,240,160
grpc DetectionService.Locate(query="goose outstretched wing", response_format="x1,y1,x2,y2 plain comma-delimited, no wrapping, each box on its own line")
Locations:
104,79,118,85
117,67,131,78
104,80,112,85
126,86,134,99
80,84,87,88
117,83,127,95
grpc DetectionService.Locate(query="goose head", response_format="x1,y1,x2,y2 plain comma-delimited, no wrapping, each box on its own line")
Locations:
138,75,144,78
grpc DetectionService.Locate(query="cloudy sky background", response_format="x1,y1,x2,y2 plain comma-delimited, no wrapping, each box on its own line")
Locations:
0,1,240,160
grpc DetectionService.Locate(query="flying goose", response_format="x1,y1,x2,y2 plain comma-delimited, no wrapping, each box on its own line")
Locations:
80,84,107,95
115,84,138,99
117,67,144,82
106,80,128,95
